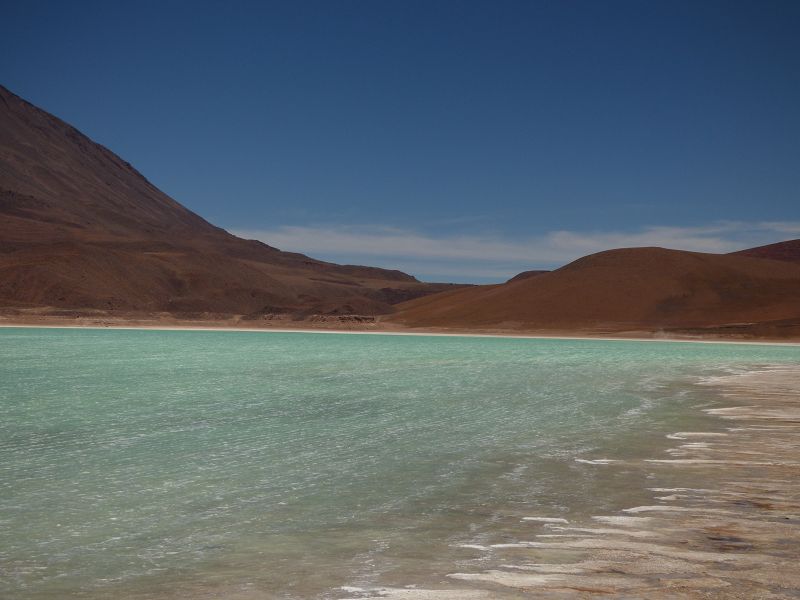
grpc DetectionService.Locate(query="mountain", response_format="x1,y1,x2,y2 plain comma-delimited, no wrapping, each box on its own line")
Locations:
730,239,800,263
0,85,456,318
3,85,796,337
391,246,800,337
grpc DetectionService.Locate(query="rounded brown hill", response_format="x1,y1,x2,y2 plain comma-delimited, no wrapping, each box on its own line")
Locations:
391,246,800,332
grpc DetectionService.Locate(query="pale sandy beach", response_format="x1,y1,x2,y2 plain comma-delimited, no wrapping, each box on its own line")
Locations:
1,314,799,346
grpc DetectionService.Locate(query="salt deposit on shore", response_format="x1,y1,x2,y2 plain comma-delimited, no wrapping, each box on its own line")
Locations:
342,365,800,599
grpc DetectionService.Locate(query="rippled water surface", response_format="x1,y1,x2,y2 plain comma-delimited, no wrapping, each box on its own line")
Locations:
1,328,798,599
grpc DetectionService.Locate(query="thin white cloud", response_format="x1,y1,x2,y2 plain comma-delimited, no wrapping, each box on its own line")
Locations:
231,221,800,282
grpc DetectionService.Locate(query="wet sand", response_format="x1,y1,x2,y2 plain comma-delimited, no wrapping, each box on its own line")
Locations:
341,365,800,599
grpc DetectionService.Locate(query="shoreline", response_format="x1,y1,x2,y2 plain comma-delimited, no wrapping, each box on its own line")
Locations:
340,364,800,599
2,318,799,347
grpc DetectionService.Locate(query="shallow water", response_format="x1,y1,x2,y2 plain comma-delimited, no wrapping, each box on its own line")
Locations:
0,328,798,599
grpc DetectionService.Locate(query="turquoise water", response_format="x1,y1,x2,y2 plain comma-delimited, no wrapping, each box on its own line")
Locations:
1,328,798,599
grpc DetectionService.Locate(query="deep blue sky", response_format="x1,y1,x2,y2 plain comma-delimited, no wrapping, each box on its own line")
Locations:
2,1,799,281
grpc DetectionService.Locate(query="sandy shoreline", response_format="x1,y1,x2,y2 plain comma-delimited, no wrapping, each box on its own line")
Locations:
339,365,800,599
1,317,799,347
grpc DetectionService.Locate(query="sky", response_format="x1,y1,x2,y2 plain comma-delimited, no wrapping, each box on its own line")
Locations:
2,0,799,282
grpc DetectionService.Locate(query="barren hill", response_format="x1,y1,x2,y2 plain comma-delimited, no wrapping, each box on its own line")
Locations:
391,246,800,337
731,239,800,263
3,85,796,337
0,85,455,318
505,270,549,283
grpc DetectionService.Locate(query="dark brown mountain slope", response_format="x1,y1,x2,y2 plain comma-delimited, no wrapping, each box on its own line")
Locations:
391,246,800,334
731,239,800,263
0,85,455,316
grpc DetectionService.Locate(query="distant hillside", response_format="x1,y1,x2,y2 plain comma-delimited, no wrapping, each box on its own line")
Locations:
730,239,800,263
391,246,800,336
0,85,456,317
506,270,549,283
